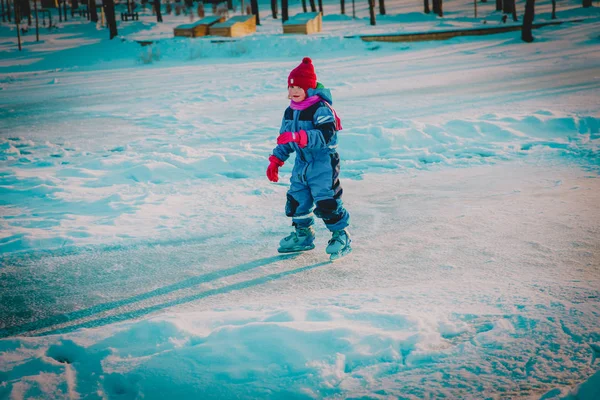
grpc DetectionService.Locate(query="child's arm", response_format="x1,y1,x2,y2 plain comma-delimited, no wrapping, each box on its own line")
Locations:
272,115,295,162
301,106,337,149
276,105,336,150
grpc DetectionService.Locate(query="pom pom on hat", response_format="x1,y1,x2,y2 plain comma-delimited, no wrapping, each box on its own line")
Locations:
288,57,317,92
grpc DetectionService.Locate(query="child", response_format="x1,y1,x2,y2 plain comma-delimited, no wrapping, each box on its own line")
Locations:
266,57,351,260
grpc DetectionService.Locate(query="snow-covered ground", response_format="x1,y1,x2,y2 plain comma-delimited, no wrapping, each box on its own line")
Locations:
1,1,600,398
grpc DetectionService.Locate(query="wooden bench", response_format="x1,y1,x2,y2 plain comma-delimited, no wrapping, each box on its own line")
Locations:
173,15,225,38
120,11,139,21
283,12,322,35
71,5,89,18
209,15,256,37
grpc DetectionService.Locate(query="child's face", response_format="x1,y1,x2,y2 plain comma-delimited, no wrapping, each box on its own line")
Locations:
288,85,306,102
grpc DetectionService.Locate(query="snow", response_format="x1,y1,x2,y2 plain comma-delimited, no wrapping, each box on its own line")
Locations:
1,0,600,398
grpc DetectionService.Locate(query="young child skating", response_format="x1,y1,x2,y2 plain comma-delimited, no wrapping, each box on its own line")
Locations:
266,57,351,260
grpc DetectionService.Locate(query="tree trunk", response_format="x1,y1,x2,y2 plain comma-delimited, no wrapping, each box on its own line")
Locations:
511,0,517,20
251,0,259,24
340,0,345,14
271,0,277,18
102,0,118,39
282,0,288,22
309,0,316,12
424,0,430,13
15,1,22,50
153,0,162,21
502,0,513,14
34,0,39,40
522,0,535,42
438,0,443,16
582,0,592,7
227,0,232,10
318,0,322,13
90,0,98,21
19,0,31,25
378,0,385,15
433,0,443,16
496,0,502,11
551,0,556,19
301,0,307,12
369,0,375,25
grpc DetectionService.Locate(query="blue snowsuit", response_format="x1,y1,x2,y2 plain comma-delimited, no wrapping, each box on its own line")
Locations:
272,87,350,232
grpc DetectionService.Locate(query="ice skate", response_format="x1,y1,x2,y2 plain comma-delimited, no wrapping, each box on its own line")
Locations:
278,226,316,253
326,229,352,261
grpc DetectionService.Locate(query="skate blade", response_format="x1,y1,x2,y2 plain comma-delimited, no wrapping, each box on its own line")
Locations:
329,245,352,262
278,244,315,254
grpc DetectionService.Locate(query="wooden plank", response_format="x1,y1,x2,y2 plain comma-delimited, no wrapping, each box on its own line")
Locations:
283,12,322,35
174,15,226,38
209,15,256,37
352,18,586,43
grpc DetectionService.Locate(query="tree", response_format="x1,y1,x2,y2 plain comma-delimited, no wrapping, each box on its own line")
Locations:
102,0,118,39
424,0,430,14
89,0,98,22
271,0,277,18
369,0,375,25
582,0,592,7
496,0,502,11
251,0,259,24
522,0,534,42
551,0,556,19
153,0,162,22
340,0,345,14
309,0,316,12
301,0,307,12
511,0,517,21
379,0,385,15
20,0,31,25
282,0,288,22
432,0,443,16
502,0,513,14
318,0,323,13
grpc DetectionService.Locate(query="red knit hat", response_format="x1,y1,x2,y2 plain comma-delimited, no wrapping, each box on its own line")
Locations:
288,57,317,92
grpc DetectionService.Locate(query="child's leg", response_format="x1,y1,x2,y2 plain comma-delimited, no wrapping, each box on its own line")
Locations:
286,180,315,228
307,154,350,232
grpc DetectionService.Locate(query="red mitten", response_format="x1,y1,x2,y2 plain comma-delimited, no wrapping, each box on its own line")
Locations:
277,130,308,148
266,155,284,182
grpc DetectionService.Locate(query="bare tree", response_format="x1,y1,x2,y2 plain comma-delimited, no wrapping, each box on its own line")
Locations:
102,0,118,39
522,0,535,42
251,0,259,24
90,0,98,22
153,0,162,22
282,0,288,22
433,0,443,16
